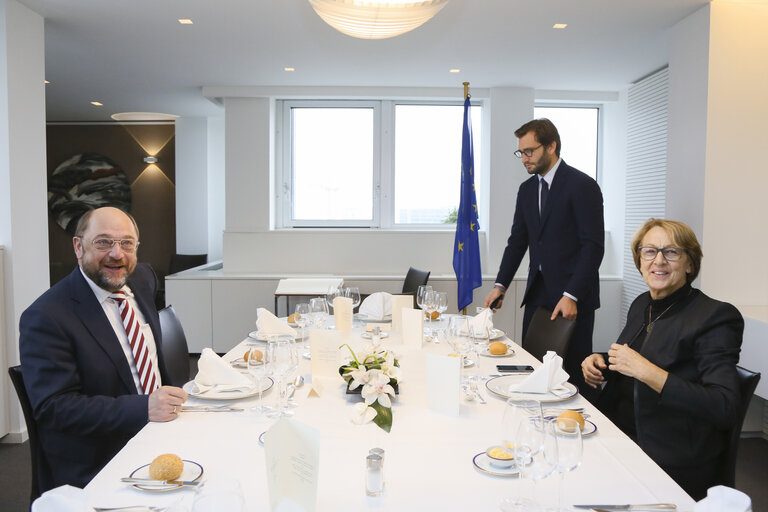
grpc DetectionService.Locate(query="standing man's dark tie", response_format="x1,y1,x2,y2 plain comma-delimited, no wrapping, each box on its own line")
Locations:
540,179,549,217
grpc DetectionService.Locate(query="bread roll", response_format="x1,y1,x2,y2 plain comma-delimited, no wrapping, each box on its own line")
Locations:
557,410,585,431
489,341,507,355
287,313,297,323
247,348,263,362
148,454,183,481
429,311,440,320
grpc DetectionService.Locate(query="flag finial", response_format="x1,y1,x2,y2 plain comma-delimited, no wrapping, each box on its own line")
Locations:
463,81,470,99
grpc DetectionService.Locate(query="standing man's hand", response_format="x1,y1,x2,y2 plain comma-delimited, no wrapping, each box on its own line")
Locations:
148,385,188,422
552,295,577,320
484,287,505,310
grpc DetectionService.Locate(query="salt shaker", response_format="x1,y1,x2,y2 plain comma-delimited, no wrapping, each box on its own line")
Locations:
365,453,383,497
371,326,381,348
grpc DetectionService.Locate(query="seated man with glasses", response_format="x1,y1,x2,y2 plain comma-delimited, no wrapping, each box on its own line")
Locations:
19,207,188,493
581,218,743,499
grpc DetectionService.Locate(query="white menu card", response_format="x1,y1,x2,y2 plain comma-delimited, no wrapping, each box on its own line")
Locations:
265,418,319,512
390,295,413,332
401,308,424,349
333,296,353,333
309,329,343,397
425,354,461,416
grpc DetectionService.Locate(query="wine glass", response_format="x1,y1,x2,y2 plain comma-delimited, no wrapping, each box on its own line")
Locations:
416,285,433,314
550,416,582,511
500,399,543,511
294,303,310,342
433,291,449,343
266,335,298,418
511,414,558,511
446,316,471,383
422,289,437,338
247,347,272,415
326,285,342,313
344,286,361,314
309,297,329,330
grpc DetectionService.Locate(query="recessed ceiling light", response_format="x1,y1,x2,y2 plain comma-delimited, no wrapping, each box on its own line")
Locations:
553,23,567,29
44,80,50,84
111,112,180,122
284,67,295,72
178,19,193,25
449,68,460,73
90,101,103,106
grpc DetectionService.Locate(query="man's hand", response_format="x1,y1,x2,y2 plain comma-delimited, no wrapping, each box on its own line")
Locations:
581,353,607,389
148,385,188,422
484,288,505,310
552,295,577,320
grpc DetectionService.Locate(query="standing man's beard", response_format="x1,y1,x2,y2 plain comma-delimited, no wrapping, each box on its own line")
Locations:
82,259,132,292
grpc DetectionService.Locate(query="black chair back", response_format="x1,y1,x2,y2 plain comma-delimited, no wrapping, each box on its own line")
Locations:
158,305,191,386
718,365,761,488
8,365,42,503
169,254,207,275
522,306,576,362
402,267,430,294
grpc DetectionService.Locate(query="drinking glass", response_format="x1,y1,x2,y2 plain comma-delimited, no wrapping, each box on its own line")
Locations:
326,285,342,313
309,297,329,329
192,479,245,512
294,303,310,341
416,285,432,313
446,316,471,383
500,399,543,511
550,416,582,511
433,291,449,343
511,414,558,511
422,289,437,338
266,335,298,418
247,347,272,415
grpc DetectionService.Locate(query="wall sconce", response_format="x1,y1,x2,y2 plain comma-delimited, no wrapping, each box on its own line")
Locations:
143,156,158,164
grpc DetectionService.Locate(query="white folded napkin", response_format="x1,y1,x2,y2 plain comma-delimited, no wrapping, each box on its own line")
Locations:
32,485,88,512
468,308,494,334
358,292,392,320
194,347,253,393
695,485,752,512
256,307,297,337
509,351,570,396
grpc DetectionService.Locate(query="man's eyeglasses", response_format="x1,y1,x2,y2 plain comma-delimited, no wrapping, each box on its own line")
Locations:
86,238,140,253
514,144,543,158
637,246,684,262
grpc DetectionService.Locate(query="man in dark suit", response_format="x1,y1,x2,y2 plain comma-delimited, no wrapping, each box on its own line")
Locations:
19,207,188,493
484,119,604,394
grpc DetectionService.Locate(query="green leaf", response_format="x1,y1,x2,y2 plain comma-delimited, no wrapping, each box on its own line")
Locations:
370,402,392,433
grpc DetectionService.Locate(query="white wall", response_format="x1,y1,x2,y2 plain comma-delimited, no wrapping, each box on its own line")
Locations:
175,117,209,254
207,117,225,261
0,0,49,441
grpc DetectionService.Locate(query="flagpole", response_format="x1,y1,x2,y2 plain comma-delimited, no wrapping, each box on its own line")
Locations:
461,81,470,316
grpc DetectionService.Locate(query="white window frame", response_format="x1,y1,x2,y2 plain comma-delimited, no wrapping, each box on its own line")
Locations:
533,103,602,183
276,99,482,230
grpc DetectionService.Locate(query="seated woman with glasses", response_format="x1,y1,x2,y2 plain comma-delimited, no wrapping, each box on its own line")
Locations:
581,218,743,500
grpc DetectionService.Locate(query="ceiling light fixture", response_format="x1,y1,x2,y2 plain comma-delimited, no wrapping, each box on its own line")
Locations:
449,68,460,73
553,23,567,29
91,101,103,106
45,80,50,84
308,0,449,40
284,67,296,72
178,19,194,25
111,112,179,122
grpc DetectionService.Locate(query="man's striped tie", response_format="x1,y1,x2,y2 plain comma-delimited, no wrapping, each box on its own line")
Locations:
111,290,159,394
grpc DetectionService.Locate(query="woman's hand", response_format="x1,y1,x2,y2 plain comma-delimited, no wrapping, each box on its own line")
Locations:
581,353,607,388
607,343,669,394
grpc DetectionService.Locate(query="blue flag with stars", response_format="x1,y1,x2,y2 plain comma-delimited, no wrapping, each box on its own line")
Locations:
453,96,482,311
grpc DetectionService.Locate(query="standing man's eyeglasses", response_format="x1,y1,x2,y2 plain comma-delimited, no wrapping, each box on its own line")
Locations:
514,144,543,158
83,238,140,253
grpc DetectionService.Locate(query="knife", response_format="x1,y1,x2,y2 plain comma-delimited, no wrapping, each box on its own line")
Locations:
181,406,244,412
121,477,202,487
573,505,676,511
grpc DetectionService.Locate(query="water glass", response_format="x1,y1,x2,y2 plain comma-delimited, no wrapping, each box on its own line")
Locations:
326,285,342,312
416,285,432,312
510,415,558,511
309,297,329,329
446,316,471,381
550,416,582,511
266,335,298,418
500,399,543,511
247,348,272,415
294,302,310,342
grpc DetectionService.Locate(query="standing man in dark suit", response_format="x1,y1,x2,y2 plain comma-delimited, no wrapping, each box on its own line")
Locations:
484,119,604,394
19,207,188,493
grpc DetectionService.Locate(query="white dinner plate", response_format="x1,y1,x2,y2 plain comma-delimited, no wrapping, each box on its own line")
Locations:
472,452,519,477
128,459,204,491
480,345,516,358
490,329,506,340
182,379,273,400
248,330,307,341
355,313,392,323
360,331,389,339
544,416,598,438
484,375,578,402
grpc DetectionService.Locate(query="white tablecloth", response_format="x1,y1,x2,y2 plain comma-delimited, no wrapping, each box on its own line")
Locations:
84,318,696,511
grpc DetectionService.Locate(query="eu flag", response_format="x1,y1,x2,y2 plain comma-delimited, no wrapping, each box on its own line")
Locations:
453,96,482,311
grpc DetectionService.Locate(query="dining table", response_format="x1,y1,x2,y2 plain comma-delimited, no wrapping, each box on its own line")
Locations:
83,314,697,511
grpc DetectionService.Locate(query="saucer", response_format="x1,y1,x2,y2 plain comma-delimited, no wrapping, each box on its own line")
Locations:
472,452,518,477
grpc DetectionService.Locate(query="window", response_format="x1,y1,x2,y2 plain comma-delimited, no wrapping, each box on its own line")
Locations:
279,100,482,228
534,106,599,180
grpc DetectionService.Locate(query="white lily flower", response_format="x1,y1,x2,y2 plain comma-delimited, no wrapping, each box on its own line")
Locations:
362,369,395,408
347,365,369,391
351,402,377,425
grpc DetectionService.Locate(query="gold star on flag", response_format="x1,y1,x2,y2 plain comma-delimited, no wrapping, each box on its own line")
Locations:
458,241,464,251
470,223,476,231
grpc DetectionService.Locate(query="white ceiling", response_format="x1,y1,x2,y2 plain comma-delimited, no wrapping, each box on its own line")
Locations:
18,0,710,122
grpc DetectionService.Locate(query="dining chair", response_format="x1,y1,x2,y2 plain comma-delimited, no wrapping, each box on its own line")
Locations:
718,365,761,488
401,267,430,308
7,365,42,504
169,253,207,275
158,305,192,386
522,306,576,362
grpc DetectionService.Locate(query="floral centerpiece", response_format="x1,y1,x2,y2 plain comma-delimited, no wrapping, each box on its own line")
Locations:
339,344,401,433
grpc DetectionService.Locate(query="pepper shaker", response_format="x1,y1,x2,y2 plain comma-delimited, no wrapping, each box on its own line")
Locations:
365,453,383,497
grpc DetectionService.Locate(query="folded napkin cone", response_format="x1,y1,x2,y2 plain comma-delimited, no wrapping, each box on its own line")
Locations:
468,308,494,334
256,307,297,336
195,347,252,392
509,351,570,396
695,485,752,512
32,485,88,512
358,292,392,320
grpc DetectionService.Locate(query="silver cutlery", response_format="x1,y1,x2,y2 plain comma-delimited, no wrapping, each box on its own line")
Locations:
120,477,202,487
93,507,168,512
573,504,676,510
180,405,243,412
